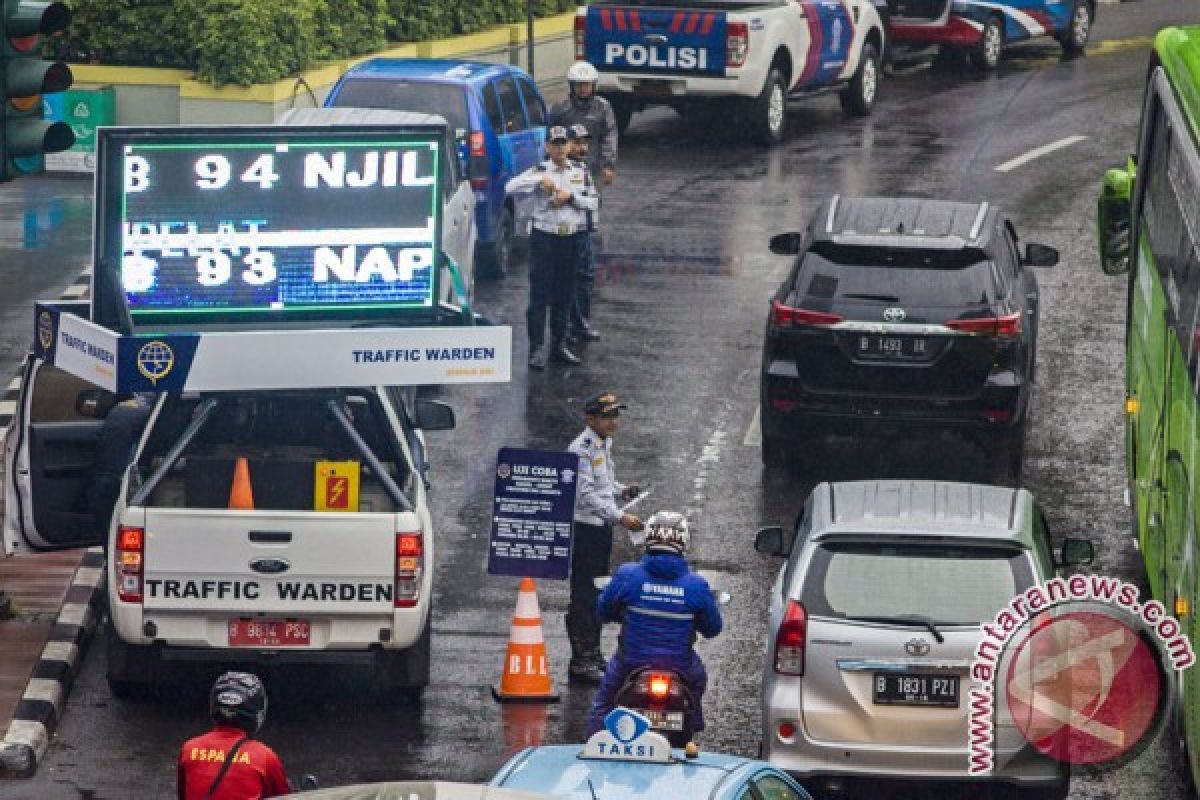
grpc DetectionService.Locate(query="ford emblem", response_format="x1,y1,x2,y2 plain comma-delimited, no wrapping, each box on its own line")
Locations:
883,307,906,323
904,637,931,657
249,557,290,575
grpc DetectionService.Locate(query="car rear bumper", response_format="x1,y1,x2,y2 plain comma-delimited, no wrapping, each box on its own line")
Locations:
596,66,765,100
889,16,985,47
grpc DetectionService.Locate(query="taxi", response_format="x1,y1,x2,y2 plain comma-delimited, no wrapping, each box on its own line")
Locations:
282,781,553,799
490,709,815,800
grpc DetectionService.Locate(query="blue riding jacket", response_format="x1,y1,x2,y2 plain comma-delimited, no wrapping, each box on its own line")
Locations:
596,553,723,670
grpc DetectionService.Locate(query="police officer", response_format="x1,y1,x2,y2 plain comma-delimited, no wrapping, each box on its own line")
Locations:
505,126,598,371
586,512,723,734
550,62,618,188
567,123,601,346
177,672,290,800
85,392,153,538
567,391,644,683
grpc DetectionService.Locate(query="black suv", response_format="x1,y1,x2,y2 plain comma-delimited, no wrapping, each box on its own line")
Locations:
760,196,1058,483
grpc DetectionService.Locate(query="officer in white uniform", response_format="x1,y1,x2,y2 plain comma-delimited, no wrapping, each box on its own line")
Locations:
566,391,644,683
505,126,598,371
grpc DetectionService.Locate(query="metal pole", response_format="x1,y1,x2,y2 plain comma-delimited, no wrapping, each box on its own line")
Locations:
526,0,535,79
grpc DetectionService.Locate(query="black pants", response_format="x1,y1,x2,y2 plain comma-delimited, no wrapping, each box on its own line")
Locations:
570,232,595,331
527,229,582,351
566,520,614,660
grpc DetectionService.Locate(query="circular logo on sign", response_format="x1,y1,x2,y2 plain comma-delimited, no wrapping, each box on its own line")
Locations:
1004,610,1169,767
496,463,511,480
37,311,54,351
136,341,175,385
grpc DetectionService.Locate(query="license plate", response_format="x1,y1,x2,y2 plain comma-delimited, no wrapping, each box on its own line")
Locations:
635,80,672,97
873,672,959,707
642,709,685,731
227,618,310,647
856,334,930,360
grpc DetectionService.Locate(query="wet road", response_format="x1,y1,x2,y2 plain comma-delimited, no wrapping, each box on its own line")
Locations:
3,2,1200,797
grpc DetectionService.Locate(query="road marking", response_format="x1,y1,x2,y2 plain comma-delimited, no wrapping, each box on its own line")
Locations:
743,407,761,447
995,135,1088,173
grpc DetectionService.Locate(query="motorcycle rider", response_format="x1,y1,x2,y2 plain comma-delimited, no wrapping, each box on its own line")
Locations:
178,672,290,799
586,511,723,735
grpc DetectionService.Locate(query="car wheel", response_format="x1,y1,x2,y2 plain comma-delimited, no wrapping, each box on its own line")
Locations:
1057,1,1092,56
479,208,513,279
839,42,880,117
748,68,788,146
609,96,634,136
970,16,1004,71
105,620,154,699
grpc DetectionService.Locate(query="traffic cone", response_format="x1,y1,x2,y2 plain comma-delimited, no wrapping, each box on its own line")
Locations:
492,578,559,703
228,457,255,510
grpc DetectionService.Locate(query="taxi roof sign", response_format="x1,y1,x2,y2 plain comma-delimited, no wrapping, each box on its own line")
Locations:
581,708,673,764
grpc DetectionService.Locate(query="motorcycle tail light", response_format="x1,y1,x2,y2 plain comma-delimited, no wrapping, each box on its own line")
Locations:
648,673,672,700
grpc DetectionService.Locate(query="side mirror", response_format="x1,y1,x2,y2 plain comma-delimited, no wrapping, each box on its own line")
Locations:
755,525,792,558
75,388,116,419
414,399,455,431
768,232,804,256
1024,243,1059,267
1097,165,1133,276
1057,537,1095,568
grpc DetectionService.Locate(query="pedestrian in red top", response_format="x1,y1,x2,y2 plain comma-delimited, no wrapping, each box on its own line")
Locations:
178,672,290,800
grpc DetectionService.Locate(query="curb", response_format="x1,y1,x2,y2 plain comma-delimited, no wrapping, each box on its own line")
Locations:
0,548,105,778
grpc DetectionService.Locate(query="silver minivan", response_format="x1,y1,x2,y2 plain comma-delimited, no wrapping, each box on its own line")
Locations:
754,480,1094,799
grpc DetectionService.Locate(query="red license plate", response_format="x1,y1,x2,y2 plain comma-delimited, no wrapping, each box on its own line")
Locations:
227,618,310,647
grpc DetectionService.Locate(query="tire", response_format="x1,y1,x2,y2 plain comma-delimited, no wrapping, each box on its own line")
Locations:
840,42,881,117
104,620,155,699
970,16,1004,72
1057,1,1092,56
609,96,634,136
478,208,513,279
377,621,431,701
747,68,788,146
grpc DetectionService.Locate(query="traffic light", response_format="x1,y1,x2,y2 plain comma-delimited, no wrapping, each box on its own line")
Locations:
1,0,73,182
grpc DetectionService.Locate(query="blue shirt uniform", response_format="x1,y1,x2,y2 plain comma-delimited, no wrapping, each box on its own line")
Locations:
569,427,625,526
506,158,598,237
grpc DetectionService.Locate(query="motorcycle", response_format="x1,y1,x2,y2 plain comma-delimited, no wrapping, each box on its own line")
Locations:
595,576,730,747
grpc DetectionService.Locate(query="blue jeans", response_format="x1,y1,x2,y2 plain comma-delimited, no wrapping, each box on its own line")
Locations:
586,653,708,736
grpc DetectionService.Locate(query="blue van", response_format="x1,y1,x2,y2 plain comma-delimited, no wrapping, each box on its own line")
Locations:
326,59,548,278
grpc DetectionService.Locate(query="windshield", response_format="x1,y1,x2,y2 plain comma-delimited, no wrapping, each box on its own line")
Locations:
332,78,469,134
794,245,997,309
802,541,1032,626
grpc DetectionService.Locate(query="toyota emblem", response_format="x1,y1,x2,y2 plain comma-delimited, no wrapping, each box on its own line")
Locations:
883,307,906,323
905,638,931,656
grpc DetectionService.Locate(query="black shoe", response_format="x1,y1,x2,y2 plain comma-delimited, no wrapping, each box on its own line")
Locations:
575,326,601,342
528,348,547,371
551,345,582,365
585,649,607,670
568,659,605,684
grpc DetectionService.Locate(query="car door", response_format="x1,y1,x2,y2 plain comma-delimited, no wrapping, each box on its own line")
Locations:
796,0,858,88
515,75,547,172
3,357,109,555
1002,219,1038,370
493,74,537,178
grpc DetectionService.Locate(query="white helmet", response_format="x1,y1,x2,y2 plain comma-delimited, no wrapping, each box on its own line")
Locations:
567,61,599,85
644,511,690,555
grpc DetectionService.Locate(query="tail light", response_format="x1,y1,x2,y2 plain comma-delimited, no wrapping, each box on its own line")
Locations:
648,673,672,700
774,600,807,675
727,22,749,67
394,532,425,608
944,312,1022,338
468,131,489,190
771,300,843,328
116,526,145,604
574,15,586,60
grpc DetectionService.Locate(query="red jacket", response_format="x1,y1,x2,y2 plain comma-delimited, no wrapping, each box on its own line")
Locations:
178,724,290,800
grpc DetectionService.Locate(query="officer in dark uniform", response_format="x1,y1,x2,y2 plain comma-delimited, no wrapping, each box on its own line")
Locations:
566,391,644,683
567,123,601,345
85,392,153,538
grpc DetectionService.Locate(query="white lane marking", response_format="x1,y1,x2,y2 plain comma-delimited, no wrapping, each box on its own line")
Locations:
995,135,1088,173
60,284,87,298
0,400,15,418
743,407,762,447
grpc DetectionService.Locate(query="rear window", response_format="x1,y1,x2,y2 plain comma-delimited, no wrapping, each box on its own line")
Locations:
801,541,1033,626
331,78,469,134
794,245,998,309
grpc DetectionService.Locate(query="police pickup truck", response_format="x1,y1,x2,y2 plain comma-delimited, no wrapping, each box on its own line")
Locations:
576,0,886,143
2,121,512,699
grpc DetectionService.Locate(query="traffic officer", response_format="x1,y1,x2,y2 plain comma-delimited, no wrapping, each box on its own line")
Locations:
505,126,598,371
567,391,644,684
567,123,600,346
84,392,153,539
177,672,290,799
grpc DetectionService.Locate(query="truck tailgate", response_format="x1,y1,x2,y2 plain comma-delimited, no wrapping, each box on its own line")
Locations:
142,509,397,614
586,6,727,76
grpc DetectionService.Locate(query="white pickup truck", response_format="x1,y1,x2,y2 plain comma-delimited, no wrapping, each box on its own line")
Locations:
575,0,886,143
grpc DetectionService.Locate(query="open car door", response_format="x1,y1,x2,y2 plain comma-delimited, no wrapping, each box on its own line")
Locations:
3,357,109,555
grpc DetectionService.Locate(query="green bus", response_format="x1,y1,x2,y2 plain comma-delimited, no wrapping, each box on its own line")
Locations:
1098,25,1200,787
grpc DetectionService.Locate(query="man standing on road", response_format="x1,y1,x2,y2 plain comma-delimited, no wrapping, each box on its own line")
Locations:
566,391,644,684
550,62,618,341
506,126,598,371
566,123,601,347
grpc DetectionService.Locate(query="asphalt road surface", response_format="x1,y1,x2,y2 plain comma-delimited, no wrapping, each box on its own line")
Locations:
2,2,1199,797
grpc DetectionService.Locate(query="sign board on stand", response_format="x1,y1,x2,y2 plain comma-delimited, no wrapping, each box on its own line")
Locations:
487,448,579,580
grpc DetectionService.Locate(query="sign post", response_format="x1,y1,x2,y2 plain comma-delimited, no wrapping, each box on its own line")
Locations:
487,447,578,579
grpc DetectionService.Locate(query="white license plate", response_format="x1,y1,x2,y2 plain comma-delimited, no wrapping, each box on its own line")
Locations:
642,709,685,731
